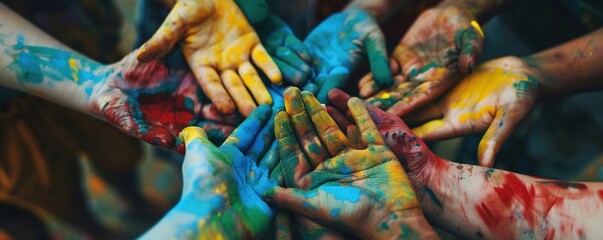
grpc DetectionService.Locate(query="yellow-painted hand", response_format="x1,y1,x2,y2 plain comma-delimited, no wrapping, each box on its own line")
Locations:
410,56,540,167
137,0,282,117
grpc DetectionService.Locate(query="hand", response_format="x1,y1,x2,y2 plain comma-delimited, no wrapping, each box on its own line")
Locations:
256,14,313,87
142,105,279,239
137,0,282,116
89,51,236,151
265,87,436,239
410,56,539,167
304,8,392,102
328,88,440,187
360,5,484,116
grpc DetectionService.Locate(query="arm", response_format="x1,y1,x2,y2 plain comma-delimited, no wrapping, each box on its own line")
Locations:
418,158,603,239
523,28,603,98
328,89,603,239
0,2,109,113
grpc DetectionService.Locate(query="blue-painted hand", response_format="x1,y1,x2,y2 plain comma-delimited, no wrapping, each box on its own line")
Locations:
303,8,392,102
141,105,279,239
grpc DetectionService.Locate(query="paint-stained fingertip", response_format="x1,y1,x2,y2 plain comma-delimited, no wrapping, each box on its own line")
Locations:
178,126,208,145
478,144,496,168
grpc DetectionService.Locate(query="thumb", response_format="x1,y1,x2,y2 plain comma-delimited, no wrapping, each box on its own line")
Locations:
477,108,523,167
136,2,187,62
456,21,484,73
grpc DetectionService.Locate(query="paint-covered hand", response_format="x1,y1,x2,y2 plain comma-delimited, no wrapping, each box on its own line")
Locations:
360,5,484,116
328,88,439,187
145,105,279,239
410,56,540,167
265,87,437,239
256,14,313,87
137,0,282,117
304,8,392,102
89,52,236,151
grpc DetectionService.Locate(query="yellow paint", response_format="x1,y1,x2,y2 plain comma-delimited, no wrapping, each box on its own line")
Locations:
413,120,445,138
471,20,484,38
179,127,208,144
458,106,495,123
68,58,80,82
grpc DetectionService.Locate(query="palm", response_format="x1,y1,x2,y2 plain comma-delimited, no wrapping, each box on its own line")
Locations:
362,6,483,116
90,53,233,150
411,56,539,166
137,0,281,116
304,9,391,102
271,87,421,238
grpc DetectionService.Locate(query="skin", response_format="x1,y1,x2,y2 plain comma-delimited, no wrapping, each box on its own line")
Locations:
303,8,393,103
360,3,485,116
137,0,282,117
404,28,603,167
255,13,313,87
328,89,603,240
0,4,234,151
142,105,280,239
267,87,438,239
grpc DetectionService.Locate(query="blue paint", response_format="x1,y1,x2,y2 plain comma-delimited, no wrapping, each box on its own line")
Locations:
330,209,339,217
320,186,361,202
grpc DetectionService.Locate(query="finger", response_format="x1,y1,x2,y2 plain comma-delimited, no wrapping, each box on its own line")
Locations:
386,80,446,117
456,21,484,73
275,46,312,78
222,69,257,116
201,104,244,126
275,111,312,187
223,104,272,152
327,88,352,114
252,44,283,85
179,126,212,148
302,83,319,95
364,31,393,87
301,91,349,156
316,66,350,103
271,211,294,240
358,73,380,98
326,106,352,132
478,107,526,167
284,87,329,167
136,7,185,62
391,44,423,79
403,103,444,123
273,58,310,86
246,108,278,160
348,97,384,145
284,34,312,63
270,162,285,186
259,141,280,172
193,66,236,116
412,118,472,141
239,61,272,105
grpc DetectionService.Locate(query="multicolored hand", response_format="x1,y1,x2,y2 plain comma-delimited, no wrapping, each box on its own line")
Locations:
137,0,282,117
142,105,280,239
265,87,435,239
361,5,484,116
256,13,313,87
304,8,392,102
409,56,539,167
89,51,236,151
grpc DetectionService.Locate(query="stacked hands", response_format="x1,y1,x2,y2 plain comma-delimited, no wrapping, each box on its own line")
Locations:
9,0,603,238
93,0,543,238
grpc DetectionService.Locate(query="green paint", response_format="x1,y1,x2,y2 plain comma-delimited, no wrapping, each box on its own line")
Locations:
484,168,496,180
513,75,539,97
399,224,420,239
423,186,443,209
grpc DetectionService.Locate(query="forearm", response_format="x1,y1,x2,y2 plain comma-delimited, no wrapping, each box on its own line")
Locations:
437,0,509,22
522,28,603,98
345,0,415,23
417,158,603,239
0,3,111,113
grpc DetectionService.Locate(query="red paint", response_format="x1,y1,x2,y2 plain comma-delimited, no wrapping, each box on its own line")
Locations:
598,190,603,200
138,93,195,132
493,174,537,226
